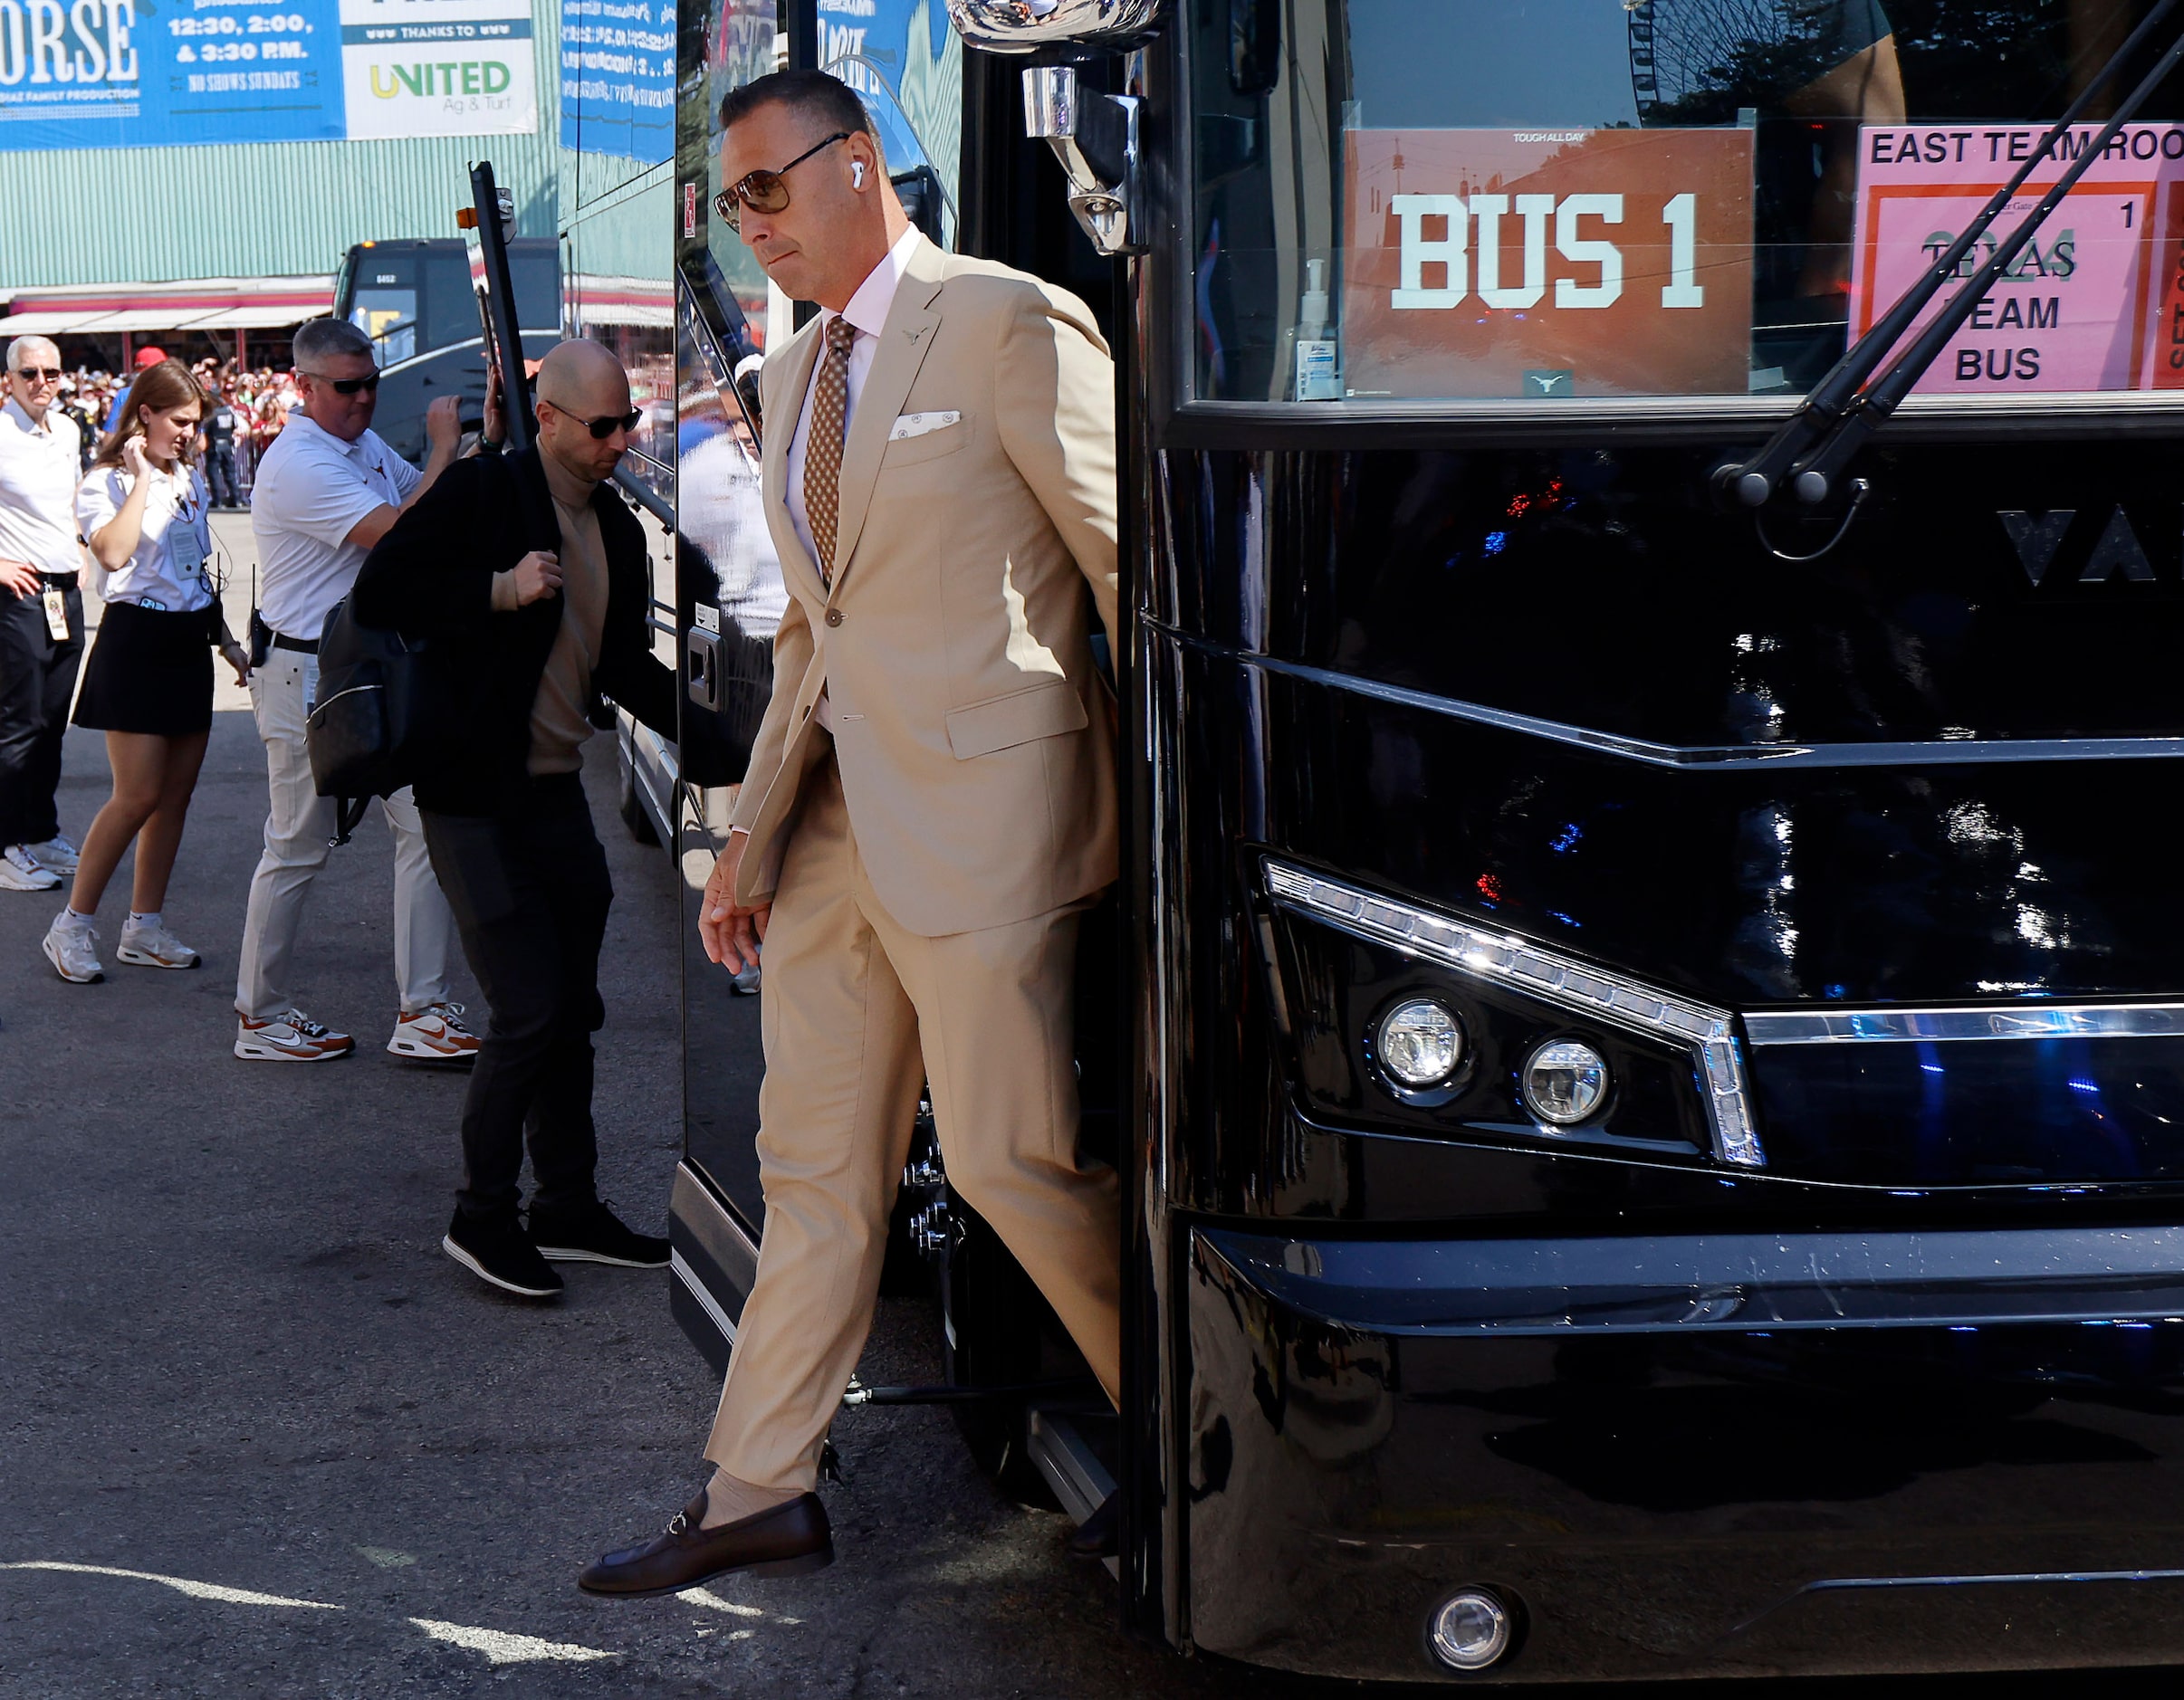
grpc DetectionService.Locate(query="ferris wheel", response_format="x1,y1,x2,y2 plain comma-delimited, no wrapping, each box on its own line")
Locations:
1627,0,1795,115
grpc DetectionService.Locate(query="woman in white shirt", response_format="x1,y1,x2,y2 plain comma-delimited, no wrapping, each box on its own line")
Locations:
42,358,248,985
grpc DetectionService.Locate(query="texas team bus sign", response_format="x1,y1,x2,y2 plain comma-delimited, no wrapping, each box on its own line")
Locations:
1340,128,1756,400
1848,122,2184,394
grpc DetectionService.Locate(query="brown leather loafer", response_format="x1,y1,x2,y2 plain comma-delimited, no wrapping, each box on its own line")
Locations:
578,1488,833,1598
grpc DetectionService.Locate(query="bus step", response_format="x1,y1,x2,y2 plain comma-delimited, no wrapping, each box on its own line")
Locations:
1028,1406,1119,1578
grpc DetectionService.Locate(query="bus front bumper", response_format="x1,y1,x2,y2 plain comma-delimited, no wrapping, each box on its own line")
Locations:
1183,1223,2184,1681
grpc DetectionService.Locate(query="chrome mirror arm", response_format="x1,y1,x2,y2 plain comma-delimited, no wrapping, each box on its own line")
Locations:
1022,65,1145,257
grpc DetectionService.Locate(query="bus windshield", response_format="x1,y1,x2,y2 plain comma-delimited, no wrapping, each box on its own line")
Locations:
1191,0,2184,408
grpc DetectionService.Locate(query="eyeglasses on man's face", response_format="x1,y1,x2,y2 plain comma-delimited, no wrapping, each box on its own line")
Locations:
302,368,381,396
14,367,61,383
713,130,854,232
541,398,644,440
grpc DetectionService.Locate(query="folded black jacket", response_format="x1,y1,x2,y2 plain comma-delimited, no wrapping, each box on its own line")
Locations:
350,444,678,817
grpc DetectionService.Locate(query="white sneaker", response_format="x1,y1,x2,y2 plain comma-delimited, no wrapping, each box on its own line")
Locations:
388,1000,481,1063
1,844,61,892
42,913,102,983
23,834,79,874
118,918,201,970
235,1008,357,1062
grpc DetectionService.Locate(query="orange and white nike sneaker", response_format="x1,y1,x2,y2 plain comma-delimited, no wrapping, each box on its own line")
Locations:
388,1001,480,1064
235,1008,356,1062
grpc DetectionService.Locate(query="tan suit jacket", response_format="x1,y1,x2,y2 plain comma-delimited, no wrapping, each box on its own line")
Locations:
728,234,1120,938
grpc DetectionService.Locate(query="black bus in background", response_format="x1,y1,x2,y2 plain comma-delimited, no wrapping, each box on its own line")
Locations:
330,236,560,463
659,0,2184,1682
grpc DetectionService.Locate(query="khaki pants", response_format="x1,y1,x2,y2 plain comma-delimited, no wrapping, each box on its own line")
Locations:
235,651,455,1021
704,758,1120,1490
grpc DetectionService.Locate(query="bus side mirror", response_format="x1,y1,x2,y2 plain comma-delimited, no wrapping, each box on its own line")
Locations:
1021,65,1145,258
943,0,1165,55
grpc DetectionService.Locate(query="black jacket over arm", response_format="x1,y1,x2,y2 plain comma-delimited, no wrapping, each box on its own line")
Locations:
351,445,678,817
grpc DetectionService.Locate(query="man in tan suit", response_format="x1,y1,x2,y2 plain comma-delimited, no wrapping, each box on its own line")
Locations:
581,68,1122,1595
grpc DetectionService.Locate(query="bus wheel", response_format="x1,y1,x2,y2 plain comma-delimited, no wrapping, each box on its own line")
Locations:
880,1105,942,1297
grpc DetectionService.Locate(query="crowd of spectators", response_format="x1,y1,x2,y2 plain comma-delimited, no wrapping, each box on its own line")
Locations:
47,351,302,503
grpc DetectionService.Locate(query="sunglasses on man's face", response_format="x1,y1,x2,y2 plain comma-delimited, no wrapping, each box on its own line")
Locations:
541,398,645,440
302,368,381,395
713,130,854,232
14,367,61,382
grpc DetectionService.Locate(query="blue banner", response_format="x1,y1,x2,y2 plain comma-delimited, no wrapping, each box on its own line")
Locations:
819,0,958,215
560,0,671,162
0,0,538,149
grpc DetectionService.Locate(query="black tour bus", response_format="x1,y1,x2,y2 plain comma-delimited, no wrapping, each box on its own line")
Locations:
332,236,561,463
642,0,2184,1679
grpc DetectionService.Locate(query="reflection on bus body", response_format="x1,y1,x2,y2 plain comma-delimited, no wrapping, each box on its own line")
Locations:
682,414,787,638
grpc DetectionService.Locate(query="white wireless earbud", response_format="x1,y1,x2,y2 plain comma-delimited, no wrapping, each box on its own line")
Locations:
852,161,867,187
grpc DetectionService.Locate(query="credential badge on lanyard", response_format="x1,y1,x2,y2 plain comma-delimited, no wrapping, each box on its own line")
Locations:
168,481,207,586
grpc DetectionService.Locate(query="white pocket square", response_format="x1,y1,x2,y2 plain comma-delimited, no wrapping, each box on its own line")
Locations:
890,410,962,441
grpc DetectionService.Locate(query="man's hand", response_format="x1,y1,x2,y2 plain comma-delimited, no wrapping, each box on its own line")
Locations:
0,558,39,597
220,639,252,687
508,549,562,606
424,394,463,453
700,830,771,974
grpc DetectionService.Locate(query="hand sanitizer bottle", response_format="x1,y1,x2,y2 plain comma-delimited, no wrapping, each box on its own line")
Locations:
1293,258,1340,401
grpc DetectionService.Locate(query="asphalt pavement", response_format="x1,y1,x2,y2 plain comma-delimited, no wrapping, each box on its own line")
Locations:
5,514,2178,1699
0,512,1254,1700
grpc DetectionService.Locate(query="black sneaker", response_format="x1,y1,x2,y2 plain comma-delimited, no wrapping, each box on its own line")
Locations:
527,1199,670,1268
443,1207,563,1297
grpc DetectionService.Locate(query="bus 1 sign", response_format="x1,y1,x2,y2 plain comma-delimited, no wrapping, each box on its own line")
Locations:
1339,128,1754,400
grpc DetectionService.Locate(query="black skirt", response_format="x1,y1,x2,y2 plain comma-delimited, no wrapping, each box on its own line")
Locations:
72,599,216,736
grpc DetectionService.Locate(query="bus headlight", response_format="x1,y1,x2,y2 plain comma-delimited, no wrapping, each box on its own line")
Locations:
1522,1039,1609,1124
1428,1587,1516,1671
1375,998,1464,1089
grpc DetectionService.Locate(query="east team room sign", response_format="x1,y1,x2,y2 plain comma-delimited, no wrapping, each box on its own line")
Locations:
1848,123,2184,395
1341,128,1756,400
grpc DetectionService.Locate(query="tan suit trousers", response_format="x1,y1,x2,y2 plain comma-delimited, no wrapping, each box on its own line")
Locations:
704,755,1122,1491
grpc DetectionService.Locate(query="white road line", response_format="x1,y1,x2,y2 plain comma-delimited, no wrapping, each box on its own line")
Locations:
676,1586,763,1616
0,1562,342,1610
408,1619,619,1665
7,1559,624,1668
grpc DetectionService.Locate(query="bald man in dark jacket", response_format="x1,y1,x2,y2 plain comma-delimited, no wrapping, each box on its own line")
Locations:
354,339,679,1300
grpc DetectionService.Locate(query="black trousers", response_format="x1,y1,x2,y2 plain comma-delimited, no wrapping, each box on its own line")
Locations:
0,579,84,848
422,774,612,1220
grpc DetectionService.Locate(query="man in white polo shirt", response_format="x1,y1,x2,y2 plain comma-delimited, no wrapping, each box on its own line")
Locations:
235,317,474,1064
0,335,86,893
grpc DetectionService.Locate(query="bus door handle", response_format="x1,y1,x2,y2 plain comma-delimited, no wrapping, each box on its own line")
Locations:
686,626,722,712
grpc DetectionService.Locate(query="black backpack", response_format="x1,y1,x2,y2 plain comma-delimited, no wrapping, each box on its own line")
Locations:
305,595,446,845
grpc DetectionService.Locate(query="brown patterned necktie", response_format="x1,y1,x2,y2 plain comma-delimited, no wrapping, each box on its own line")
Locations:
804,316,858,586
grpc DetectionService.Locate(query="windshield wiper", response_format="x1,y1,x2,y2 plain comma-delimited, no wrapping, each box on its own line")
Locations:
1719,0,2184,510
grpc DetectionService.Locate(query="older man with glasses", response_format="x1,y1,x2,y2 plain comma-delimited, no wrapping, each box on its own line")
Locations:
0,336,89,893
234,316,473,1065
